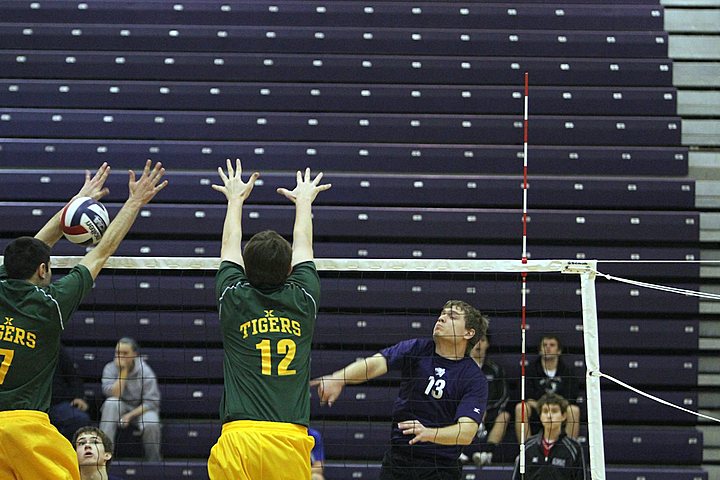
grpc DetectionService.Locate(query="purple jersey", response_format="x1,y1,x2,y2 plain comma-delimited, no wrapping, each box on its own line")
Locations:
380,338,488,461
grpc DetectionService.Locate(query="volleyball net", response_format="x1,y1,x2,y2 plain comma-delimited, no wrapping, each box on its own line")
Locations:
34,255,719,478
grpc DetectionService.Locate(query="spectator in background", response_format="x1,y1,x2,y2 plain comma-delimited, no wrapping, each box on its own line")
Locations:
468,332,510,466
309,428,326,480
511,393,587,480
99,337,162,461
515,335,581,442
50,345,92,440
74,425,124,480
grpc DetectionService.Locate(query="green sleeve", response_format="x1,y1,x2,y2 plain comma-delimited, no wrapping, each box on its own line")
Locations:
216,260,247,301
46,265,94,322
288,261,321,308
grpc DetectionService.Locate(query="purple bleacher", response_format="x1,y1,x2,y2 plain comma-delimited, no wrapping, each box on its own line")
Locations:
0,52,675,87
71,347,707,387
0,25,669,58
60,310,698,353
309,385,697,425
0,203,700,244
315,422,703,465
0,140,689,176
60,273,700,314
112,461,209,480
313,314,700,352
0,80,678,116
0,170,695,210
107,462,708,480
0,109,683,146
62,311,222,344
0,2,664,31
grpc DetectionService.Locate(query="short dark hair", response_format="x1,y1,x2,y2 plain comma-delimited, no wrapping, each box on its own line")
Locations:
73,426,114,465
537,392,570,419
539,334,563,353
442,300,489,355
3,236,51,280
243,230,292,288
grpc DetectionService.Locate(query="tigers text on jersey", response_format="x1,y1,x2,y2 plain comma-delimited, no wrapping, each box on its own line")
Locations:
380,338,488,461
0,264,93,412
216,260,319,427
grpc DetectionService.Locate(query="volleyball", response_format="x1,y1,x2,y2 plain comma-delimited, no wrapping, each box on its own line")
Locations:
61,196,110,245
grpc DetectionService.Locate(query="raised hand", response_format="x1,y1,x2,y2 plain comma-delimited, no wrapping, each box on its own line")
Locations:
277,167,331,204
75,162,111,201
212,158,260,203
127,159,168,207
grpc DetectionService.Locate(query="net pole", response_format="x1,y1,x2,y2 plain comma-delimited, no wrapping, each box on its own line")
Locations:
519,71,530,476
580,270,606,480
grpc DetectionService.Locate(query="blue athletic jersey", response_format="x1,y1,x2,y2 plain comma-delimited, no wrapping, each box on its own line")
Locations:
380,338,488,461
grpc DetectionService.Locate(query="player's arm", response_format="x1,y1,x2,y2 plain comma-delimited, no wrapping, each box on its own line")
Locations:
277,168,331,266
398,416,479,446
311,353,387,406
212,158,260,267
79,160,167,279
35,163,111,247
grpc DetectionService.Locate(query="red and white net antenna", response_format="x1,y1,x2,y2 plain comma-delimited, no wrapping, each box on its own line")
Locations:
519,71,530,476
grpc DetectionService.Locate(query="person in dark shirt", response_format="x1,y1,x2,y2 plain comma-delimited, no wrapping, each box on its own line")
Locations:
515,334,581,441
313,300,489,480
512,393,587,480
467,332,510,466
50,345,92,440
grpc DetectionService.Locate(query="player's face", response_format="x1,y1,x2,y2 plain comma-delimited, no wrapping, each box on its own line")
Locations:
540,403,566,428
471,335,489,360
434,305,469,340
75,433,111,467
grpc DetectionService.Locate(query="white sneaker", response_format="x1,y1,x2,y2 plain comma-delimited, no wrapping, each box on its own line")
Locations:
472,452,493,466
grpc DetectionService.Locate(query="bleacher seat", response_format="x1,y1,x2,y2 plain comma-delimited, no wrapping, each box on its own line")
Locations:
0,109,683,146
0,139,689,176
0,2,665,32
0,80,679,116
0,24,670,58
0,52,676,87
0,169,695,210
107,462,709,480
0,203,700,245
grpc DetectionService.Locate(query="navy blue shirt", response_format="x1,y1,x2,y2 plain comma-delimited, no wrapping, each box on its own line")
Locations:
380,338,488,461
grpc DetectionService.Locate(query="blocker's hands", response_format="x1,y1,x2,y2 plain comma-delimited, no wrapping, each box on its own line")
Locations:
74,162,111,201
212,158,260,203
277,167,331,204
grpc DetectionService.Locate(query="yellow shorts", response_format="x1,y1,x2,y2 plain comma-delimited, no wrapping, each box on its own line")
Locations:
0,410,80,480
208,420,315,480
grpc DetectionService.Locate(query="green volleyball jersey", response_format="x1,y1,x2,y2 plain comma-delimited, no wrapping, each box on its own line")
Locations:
0,263,93,412
216,260,320,426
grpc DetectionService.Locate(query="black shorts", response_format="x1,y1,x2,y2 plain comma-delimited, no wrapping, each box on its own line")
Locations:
379,448,462,480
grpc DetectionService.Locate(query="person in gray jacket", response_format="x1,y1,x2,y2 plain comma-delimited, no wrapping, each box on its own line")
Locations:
99,337,161,461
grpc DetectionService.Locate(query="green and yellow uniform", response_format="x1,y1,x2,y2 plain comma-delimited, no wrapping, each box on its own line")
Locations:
0,262,93,480
208,260,319,480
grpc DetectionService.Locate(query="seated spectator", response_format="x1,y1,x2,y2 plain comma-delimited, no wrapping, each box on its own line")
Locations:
50,345,92,440
468,332,510,466
308,427,326,480
99,337,162,461
511,393,587,480
515,334,581,442
74,425,124,480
